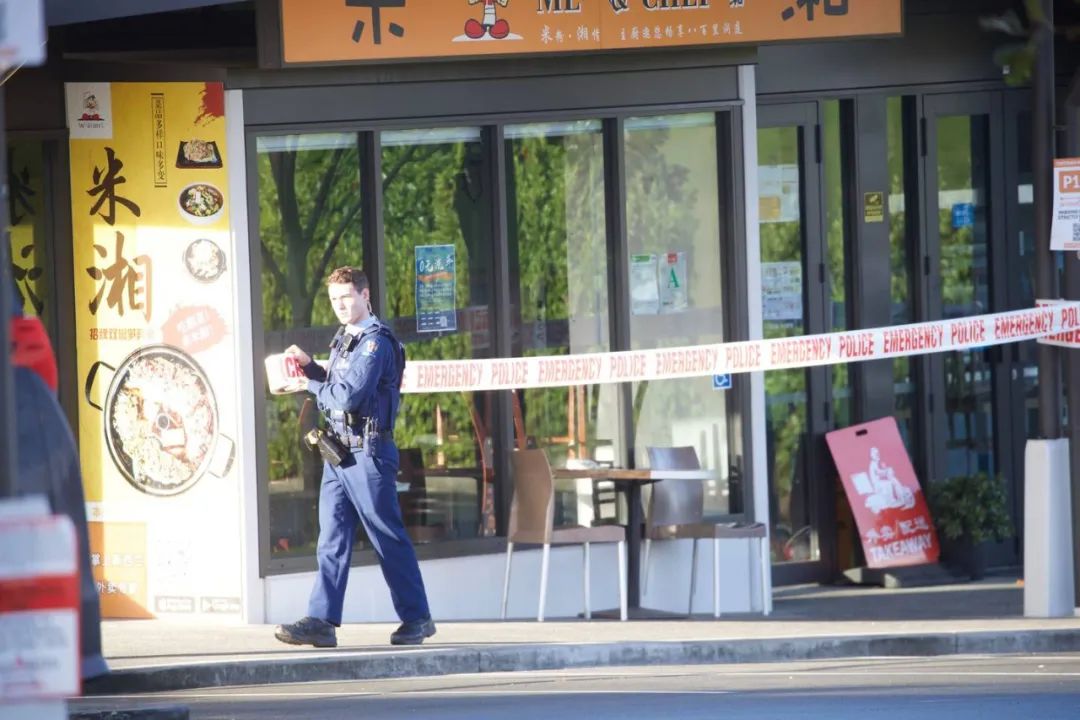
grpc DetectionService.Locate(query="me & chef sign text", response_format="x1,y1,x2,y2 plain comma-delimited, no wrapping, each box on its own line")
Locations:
281,0,903,65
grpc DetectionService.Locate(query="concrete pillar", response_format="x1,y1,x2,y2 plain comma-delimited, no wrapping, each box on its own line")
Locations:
1024,439,1074,617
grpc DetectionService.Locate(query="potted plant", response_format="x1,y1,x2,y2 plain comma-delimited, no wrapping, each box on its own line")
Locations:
927,473,1014,580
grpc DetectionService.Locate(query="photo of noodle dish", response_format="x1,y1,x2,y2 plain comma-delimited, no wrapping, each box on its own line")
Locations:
176,139,222,169
182,139,218,165
183,238,226,282
108,349,217,495
177,182,224,224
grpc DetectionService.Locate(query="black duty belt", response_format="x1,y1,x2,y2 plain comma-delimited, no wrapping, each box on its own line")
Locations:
340,430,395,449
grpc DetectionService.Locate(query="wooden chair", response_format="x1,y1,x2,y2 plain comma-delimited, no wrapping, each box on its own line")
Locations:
642,446,769,617
502,449,627,622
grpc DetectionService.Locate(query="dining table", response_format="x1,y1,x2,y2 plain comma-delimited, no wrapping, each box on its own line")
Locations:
553,466,721,619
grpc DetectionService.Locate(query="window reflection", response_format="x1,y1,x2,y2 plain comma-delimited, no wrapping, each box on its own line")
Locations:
505,120,615,526
936,115,996,480
382,127,493,542
8,141,49,321
257,133,365,559
758,124,814,562
625,113,735,517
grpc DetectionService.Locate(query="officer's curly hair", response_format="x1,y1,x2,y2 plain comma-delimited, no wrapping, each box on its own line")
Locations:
327,267,369,293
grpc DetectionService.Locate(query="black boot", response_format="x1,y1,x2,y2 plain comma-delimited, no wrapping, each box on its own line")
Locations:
390,617,436,645
274,616,338,648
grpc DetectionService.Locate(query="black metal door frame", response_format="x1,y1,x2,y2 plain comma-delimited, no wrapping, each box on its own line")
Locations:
919,91,1018,568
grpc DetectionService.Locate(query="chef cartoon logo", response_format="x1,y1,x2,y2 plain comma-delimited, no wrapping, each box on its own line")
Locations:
81,92,104,122
455,0,521,42
66,82,114,139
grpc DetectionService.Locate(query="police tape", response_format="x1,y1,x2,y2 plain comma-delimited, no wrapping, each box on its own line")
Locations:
396,302,1080,394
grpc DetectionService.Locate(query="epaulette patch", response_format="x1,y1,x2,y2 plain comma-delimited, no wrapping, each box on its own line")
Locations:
360,339,378,356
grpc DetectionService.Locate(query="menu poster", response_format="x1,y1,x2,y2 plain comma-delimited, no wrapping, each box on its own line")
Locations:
415,244,458,333
67,82,243,619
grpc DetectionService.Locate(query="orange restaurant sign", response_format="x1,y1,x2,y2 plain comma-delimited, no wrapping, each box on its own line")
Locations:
281,0,903,65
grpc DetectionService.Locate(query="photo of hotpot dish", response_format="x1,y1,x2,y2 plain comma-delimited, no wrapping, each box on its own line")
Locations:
85,345,234,496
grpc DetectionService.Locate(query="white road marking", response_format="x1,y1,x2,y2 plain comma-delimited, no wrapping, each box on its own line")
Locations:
76,689,732,701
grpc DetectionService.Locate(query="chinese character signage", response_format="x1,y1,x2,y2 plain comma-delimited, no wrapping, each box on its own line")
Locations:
1051,158,1080,251
67,82,244,620
281,0,902,65
8,141,47,317
415,244,458,332
825,417,940,569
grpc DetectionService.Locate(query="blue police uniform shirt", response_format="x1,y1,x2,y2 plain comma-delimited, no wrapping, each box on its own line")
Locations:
303,315,401,442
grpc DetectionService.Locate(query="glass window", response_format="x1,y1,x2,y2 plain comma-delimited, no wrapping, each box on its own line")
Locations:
505,120,615,526
256,133,365,559
381,127,494,542
624,113,735,516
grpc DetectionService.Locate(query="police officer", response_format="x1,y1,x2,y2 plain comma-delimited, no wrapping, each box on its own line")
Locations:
274,267,434,648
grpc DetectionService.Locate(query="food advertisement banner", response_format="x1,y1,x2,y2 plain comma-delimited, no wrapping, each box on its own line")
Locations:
66,82,243,619
281,0,903,65
825,417,940,569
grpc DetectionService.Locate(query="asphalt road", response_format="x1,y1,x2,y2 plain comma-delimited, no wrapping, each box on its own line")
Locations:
68,654,1080,719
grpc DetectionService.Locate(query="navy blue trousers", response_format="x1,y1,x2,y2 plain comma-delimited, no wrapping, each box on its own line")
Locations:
307,446,430,625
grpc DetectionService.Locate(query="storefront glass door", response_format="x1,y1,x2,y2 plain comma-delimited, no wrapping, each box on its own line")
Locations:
757,103,842,583
921,93,1009,500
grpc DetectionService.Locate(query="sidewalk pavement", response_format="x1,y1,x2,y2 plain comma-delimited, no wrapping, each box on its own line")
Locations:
85,575,1080,695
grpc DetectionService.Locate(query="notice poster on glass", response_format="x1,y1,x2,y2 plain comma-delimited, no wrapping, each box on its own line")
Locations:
415,244,457,333
762,261,803,323
658,251,688,314
1051,158,1080,251
630,253,659,316
758,164,800,224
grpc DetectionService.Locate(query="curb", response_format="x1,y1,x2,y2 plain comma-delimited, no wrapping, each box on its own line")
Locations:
68,708,189,720
81,628,1080,695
